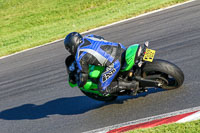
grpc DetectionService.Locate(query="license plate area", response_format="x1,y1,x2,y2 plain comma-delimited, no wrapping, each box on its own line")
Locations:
143,48,156,62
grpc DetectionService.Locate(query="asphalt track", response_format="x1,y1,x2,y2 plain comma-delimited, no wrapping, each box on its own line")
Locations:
0,1,200,133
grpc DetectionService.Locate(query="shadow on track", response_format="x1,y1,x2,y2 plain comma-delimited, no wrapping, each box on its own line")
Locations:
0,88,164,120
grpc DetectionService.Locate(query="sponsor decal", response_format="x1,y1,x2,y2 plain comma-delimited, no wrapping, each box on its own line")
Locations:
102,68,116,82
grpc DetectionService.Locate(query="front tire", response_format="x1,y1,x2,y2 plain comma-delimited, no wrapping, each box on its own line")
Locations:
142,59,184,89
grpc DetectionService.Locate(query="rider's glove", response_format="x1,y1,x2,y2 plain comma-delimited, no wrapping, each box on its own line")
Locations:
67,62,77,84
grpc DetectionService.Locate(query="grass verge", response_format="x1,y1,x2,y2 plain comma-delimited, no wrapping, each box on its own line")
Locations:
126,119,200,133
0,0,188,57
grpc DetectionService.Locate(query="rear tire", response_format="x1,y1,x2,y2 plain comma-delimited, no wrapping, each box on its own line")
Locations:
142,59,184,89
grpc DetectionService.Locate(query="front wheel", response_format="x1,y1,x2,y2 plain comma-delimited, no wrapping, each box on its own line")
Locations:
81,90,117,102
142,59,184,89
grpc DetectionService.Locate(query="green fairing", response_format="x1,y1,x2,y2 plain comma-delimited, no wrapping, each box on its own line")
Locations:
80,65,105,96
121,44,139,72
68,65,104,96
68,81,77,87
80,81,103,96
69,76,102,95
89,65,105,78
82,80,93,90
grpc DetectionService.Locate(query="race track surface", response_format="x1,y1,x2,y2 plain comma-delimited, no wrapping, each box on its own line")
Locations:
0,1,200,133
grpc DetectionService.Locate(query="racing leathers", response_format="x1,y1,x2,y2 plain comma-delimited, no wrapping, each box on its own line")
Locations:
67,34,137,95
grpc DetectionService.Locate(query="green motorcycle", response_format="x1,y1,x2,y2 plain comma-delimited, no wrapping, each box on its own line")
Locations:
68,42,184,102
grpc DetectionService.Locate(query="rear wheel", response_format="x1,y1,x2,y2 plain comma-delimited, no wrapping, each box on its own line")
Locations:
81,90,117,102
142,59,184,89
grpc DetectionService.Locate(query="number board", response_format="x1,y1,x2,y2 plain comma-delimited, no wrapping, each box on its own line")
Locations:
143,48,156,62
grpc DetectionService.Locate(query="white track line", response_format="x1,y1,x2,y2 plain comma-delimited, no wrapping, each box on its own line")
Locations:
83,106,200,133
0,0,196,60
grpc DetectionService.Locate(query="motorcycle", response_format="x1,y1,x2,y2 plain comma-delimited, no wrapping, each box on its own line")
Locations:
67,42,184,102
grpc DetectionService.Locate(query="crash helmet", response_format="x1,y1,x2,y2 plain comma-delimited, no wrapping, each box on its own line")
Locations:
64,32,83,55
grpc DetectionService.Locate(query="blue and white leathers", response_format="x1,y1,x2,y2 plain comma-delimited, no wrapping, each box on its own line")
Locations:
75,34,126,92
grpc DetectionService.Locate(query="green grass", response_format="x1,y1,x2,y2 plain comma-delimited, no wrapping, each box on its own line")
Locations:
0,0,188,57
126,119,200,133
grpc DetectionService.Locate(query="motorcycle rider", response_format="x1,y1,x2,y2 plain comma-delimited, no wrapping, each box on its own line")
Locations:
64,32,139,96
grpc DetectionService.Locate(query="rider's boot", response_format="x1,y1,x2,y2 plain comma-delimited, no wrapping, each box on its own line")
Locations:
107,80,139,95
118,80,139,90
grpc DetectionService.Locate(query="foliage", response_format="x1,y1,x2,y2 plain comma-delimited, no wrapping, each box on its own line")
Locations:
0,0,187,56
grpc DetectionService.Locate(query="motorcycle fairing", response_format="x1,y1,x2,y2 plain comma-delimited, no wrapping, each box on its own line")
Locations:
121,44,140,72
